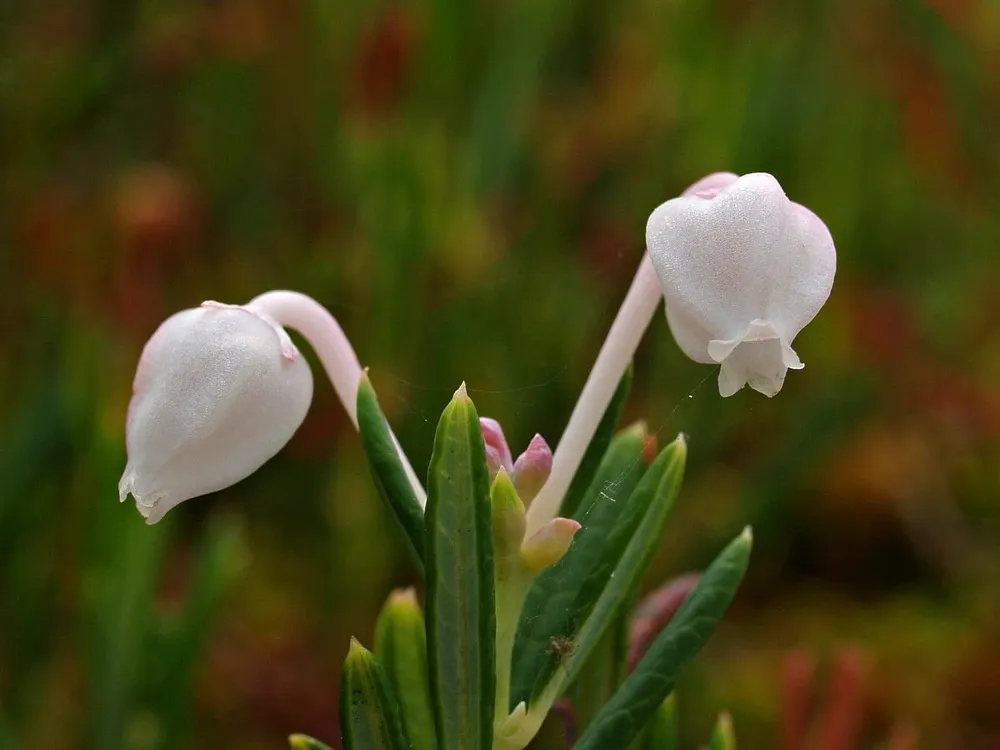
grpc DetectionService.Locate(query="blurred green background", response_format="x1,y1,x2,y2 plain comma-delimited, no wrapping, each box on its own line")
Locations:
2,0,999,748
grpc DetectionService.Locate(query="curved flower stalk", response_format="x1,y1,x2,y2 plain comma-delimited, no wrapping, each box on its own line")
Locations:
119,291,425,523
525,172,835,536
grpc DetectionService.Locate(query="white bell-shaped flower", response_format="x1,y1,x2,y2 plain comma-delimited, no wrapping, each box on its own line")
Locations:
646,172,836,397
118,301,313,523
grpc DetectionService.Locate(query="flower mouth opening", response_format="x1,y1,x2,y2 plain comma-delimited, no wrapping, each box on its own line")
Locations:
708,321,804,398
118,466,171,523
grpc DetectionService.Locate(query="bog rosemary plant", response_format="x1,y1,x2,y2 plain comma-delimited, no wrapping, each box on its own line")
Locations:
119,172,835,749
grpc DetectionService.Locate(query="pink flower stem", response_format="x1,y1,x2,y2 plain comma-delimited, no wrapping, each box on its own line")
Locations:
524,254,661,536
248,290,427,508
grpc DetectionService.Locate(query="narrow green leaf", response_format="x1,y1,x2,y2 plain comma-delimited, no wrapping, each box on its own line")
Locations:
708,713,736,750
289,735,334,750
573,530,753,750
469,0,570,194
559,366,633,519
570,603,631,733
159,516,247,750
558,437,687,692
374,590,438,750
339,639,408,750
89,516,171,750
642,694,677,750
357,374,424,565
425,384,496,750
509,424,658,707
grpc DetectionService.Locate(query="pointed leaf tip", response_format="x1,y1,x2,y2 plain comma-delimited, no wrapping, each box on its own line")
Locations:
425,375,495,750
374,589,437,750
356,375,425,564
388,587,418,606
289,734,333,750
572,529,751,750
496,701,528,739
709,711,736,750
626,419,648,436
340,635,409,750
740,526,753,544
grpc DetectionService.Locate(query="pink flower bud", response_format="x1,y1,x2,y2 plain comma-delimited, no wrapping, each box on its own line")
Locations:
118,301,313,523
512,433,552,504
480,417,513,477
520,517,581,572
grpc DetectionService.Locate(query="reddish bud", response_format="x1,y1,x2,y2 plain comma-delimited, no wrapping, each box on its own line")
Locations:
512,433,552,503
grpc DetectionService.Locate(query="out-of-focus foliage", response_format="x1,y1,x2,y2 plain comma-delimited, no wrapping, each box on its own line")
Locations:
1,0,998,748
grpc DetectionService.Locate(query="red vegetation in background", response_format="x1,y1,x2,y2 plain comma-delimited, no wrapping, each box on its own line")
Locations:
925,0,977,35
848,285,1000,442
350,6,417,120
628,573,701,672
949,624,1000,745
203,0,271,62
3,0,999,745
859,2,981,198
112,164,202,339
580,217,634,282
205,622,339,747
781,648,919,750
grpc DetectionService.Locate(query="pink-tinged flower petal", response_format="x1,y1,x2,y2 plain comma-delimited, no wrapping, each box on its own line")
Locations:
484,444,507,479
682,171,739,199
512,433,552,504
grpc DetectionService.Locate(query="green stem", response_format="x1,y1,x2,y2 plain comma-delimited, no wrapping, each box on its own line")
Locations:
493,568,529,725
492,566,532,749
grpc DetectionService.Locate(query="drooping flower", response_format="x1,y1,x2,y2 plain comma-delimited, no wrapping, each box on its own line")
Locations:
118,291,427,524
119,301,313,524
646,172,836,397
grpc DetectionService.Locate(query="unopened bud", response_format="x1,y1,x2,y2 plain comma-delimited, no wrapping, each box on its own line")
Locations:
520,517,581,572
491,469,526,563
512,433,552,504
480,417,513,478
